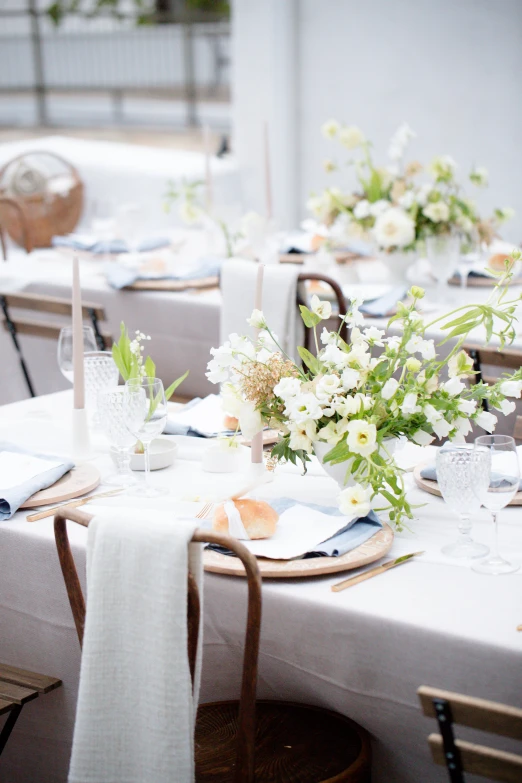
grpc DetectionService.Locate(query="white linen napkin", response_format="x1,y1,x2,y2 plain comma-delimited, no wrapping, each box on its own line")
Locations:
68,509,202,783
220,258,301,359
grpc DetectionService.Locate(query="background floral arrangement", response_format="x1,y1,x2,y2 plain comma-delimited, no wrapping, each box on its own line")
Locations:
207,254,522,528
307,121,514,254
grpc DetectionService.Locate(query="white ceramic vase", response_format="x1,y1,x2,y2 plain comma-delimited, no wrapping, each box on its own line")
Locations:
313,437,398,489
380,250,416,285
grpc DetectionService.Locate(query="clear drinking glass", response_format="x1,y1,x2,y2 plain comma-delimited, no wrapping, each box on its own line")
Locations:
97,387,137,488
472,435,520,575
436,445,491,558
123,377,168,497
57,325,97,383
84,351,119,427
426,234,461,302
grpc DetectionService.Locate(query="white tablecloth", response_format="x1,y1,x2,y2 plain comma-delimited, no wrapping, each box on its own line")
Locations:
0,391,521,782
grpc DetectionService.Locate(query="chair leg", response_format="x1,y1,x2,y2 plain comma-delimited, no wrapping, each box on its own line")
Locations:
0,226,7,261
0,705,23,757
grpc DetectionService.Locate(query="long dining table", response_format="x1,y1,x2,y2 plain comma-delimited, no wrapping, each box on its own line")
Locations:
0,389,521,783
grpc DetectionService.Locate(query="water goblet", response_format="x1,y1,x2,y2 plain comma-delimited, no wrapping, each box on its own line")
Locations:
123,377,168,497
57,325,97,384
436,444,490,558
472,435,520,575
97,387,136,488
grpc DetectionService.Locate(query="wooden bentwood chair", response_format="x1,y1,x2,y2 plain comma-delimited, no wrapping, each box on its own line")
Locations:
465,343,522,412
54,508,371,783
418,686,522,782
297,273,349,354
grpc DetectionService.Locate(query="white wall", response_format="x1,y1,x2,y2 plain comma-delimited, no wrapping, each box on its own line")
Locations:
233,0,522,241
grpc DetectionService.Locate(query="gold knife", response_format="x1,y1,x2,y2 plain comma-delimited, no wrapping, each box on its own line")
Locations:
331,551,424,592
26,488,124,523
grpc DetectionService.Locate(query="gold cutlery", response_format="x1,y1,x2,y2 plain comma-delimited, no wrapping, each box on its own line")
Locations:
26,488,124,522
331,551,424,592
196,501,214,520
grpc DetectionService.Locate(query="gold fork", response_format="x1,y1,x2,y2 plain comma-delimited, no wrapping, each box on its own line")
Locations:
196,501,214,520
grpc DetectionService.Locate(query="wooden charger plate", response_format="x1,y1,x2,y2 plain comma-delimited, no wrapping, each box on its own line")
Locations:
413,464,522,506
203,522,394,578
448,274,522,287
20,463,101,509
127,276,219,292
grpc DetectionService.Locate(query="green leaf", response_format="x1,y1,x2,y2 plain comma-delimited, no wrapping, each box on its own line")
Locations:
144,355,156,380
297,346,324,376
164,370,189,401
299,305,320,329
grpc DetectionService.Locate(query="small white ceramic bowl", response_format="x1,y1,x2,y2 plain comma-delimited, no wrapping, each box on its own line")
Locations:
202,439,248,473
129,438,177,471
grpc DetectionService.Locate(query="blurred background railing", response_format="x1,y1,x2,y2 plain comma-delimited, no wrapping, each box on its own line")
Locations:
0,0,231,129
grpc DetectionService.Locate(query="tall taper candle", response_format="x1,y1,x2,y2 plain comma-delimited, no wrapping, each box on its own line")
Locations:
204,124,213,212
251,263,265,464
263,121,272,221
72,256,85,409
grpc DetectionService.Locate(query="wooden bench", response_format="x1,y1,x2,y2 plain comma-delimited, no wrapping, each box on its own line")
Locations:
0,663,61,757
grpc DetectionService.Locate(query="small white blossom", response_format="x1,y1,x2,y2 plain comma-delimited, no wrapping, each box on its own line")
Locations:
412,429,435,446
310,294,332,320
353,199,371,220
475,410,498,432
443,377,466,397
382,378,399,400
274,376,301,400
495,399,516,416
432,418,453,439
346,419,377,456
338,483,372,518
316,374,341,400
423,201,450,223
499,380,522,398
321,119,340,139
341,368,361,390
339,125,366,149
247,309,266,329
401,392,420,417
373,207,415,249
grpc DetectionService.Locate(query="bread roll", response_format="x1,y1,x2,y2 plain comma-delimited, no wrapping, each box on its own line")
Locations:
224,414,239,430
489,253,512,271
213,499,278,540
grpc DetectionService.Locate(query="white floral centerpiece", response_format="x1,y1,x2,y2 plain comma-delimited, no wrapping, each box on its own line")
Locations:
308,121,514,258
206,254,522,529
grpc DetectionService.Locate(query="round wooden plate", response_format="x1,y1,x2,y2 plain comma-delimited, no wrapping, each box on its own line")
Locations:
413,464,522,506
203,522,394,578
448,274,522,287
20,463,101,509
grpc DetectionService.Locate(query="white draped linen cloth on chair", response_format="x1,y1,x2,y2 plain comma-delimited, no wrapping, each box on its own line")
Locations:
220,258,301,360
68,510,202,783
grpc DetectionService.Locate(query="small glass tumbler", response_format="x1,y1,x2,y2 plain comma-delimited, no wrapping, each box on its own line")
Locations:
57,325,97,384
436,444,491,558
426,234,461,303
97,387,136,488
84,351,119,428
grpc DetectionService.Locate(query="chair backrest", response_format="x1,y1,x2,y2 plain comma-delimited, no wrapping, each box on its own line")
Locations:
53,506,262,783
0,291,112,398
418,685,522,782
297,272,349,352
465,343,522,386
0,197,33,259
513,416,522,442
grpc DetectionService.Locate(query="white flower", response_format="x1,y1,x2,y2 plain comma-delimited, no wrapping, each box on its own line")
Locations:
456,215,474,233
475,410,498,432
406,335,434,358
415,183,433,207
346,419,377,456
469,167,488,187
382,378,399,400
206,358,229,384
341,368,361,390
454,417,472,437
432,418,453,439
386,336,401,352
458,399,477,416
423,404,442,425
369,200,390,218
398,190,416,210
274,376,301,400
448,350,474,378
316,374,341,400
321,344,350,368
288,420,317,452
499,380,522,398
423,201,450,223
353,199,371,220
373,207,415,249
321,119,340,139
401,392,420,417
363,326,385,345
320,328,338,346
388,122,416,161
412,429,435,446
238,400,263,440
310,294,332,320
221,383,243,418
338,483,372,518
339,125,365,149
286,393,323,422
247,308,266,329
429,155,457,180
495,399,516,416
317,421,341,446
443,377,465,397
496,207,515,223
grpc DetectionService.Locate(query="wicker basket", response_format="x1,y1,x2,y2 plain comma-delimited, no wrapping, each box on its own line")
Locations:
0,151,84,248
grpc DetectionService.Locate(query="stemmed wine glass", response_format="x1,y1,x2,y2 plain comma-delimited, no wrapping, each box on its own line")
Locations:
436,444,490,558
472,435,520,575
97,387,137,488
123,377,168,497
57,325,97,383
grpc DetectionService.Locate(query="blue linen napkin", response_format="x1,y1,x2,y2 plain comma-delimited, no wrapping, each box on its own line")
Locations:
52,235,171,255
359,286,408,317
104,256,223,290
208,497,382,559
420,463,522,490
163,398,235,438
0,442,75,520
